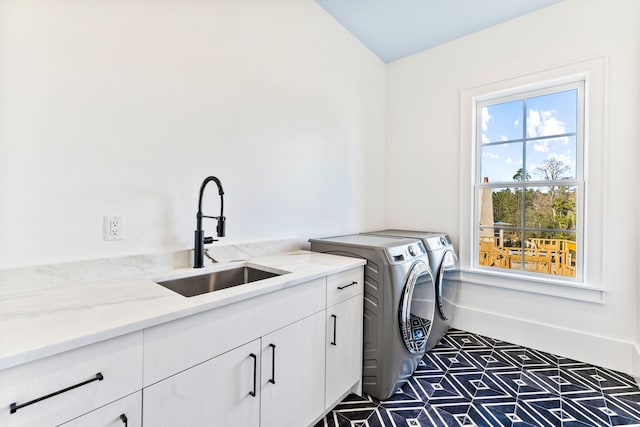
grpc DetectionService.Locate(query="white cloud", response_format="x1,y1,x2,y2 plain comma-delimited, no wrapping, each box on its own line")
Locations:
484,152,499,159
505,157,513,164
481,134,490,144
514,119,520,128
527,110,540,137
527,108,566,137
534,141,549,152
548,153,572,166
501,136,508,141
481,107,491,132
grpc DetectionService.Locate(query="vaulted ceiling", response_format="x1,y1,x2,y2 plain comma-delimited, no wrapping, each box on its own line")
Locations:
315,0,565,63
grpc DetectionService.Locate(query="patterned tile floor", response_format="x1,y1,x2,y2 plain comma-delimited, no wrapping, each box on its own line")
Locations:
316,329,640,427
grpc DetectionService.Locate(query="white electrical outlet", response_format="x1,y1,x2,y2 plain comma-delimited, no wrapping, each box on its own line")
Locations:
103,216,124,241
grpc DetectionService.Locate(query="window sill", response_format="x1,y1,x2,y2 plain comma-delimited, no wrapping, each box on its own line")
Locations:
456,268,605,303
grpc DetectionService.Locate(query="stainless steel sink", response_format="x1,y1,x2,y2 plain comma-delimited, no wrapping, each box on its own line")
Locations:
154,266,286,297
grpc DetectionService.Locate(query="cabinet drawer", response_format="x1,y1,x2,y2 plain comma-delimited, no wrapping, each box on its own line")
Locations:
58,391,141,427
143,278,326,386
326,268,363,307
0,332,143,427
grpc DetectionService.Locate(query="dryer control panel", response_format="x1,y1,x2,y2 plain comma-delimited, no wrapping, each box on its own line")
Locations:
425,234,451,251
385,242,426,264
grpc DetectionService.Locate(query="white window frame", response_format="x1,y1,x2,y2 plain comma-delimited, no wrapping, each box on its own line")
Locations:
474,81,585,282
458,56,607,303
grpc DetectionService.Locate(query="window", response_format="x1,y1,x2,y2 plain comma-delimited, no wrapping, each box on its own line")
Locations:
474,81,584,280
459,56,605,300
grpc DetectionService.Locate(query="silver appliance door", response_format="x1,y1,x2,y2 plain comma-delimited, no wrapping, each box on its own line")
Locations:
398,261,435,354
436,249,460,320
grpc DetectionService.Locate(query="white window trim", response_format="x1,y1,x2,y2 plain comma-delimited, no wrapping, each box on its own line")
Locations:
459,55,607,303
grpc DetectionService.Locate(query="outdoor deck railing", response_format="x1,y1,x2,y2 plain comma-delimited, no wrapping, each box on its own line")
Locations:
478,237,576,277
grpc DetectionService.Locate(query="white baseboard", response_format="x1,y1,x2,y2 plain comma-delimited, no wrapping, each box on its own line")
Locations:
452,304,634,375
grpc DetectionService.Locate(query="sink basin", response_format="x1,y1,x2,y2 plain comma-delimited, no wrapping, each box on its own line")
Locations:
154,266,286,297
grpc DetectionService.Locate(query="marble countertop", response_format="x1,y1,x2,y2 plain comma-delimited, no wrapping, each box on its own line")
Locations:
0,249,365,371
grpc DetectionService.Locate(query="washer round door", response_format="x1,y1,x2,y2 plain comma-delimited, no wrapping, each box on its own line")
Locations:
436,249,460,320
398,261,436,354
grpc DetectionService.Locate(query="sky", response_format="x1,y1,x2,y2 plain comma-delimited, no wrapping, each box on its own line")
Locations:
480,89,578,184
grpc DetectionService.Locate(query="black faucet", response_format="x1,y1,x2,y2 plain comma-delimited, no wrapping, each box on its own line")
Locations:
194,176,226,268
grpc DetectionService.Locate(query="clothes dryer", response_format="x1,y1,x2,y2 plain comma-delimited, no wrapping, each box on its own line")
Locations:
362,230,460,351
309,234,435,400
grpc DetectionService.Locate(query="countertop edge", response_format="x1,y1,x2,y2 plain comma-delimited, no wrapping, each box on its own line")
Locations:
0,255,365,371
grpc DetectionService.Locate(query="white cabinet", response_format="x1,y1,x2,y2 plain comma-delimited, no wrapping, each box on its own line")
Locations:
142,268,364,427
143,278,325,387
260,311,325,427
325,268,364,409
325,295,363,408
3,265,364,427
143,340,261,427
58,392,141,427
0,332,143,427
144,311,326,427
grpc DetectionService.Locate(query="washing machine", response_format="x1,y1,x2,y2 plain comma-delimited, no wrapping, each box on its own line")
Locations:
309,234,435,400
363,230,460,351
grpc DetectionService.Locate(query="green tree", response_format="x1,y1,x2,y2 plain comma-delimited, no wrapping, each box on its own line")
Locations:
512,168,530,182
492,188,520,226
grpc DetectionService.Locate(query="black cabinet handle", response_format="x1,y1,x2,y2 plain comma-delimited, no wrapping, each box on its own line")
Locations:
249,353,257,397
10,372,104,414
331,314,337,346
337,281,357,290
120,414,128,426
269,344,276,384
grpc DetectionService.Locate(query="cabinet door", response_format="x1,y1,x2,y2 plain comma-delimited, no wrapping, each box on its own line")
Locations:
260,311,325,427
143,340,260,427
325,295,363,408
58,392,141,427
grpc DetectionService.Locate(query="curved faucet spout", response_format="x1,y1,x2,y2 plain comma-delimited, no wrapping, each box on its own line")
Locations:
198,176,224,217
194,176,226,268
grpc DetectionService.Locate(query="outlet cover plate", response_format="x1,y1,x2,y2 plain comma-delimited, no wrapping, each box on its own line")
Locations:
103,216,124,241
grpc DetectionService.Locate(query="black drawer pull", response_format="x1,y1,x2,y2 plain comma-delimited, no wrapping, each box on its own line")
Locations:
337,281,357,290
249,353,257,397
331,314,337,346
269,344,276,384
10,372,104,414
120,414,128,426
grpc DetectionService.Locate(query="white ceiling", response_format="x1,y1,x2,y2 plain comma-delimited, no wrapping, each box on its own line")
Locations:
315,0,565,63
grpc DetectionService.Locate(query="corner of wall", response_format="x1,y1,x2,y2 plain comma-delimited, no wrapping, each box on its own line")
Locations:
633,343,640,386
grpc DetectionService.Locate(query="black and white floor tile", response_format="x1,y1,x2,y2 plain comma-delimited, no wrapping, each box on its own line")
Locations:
316,329,640,427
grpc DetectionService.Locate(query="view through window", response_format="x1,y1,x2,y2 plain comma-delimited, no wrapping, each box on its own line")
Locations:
476,81,583,279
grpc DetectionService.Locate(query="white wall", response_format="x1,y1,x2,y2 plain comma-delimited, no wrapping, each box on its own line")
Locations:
386,0,640,372
0,0,386,269
2,0,638,374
